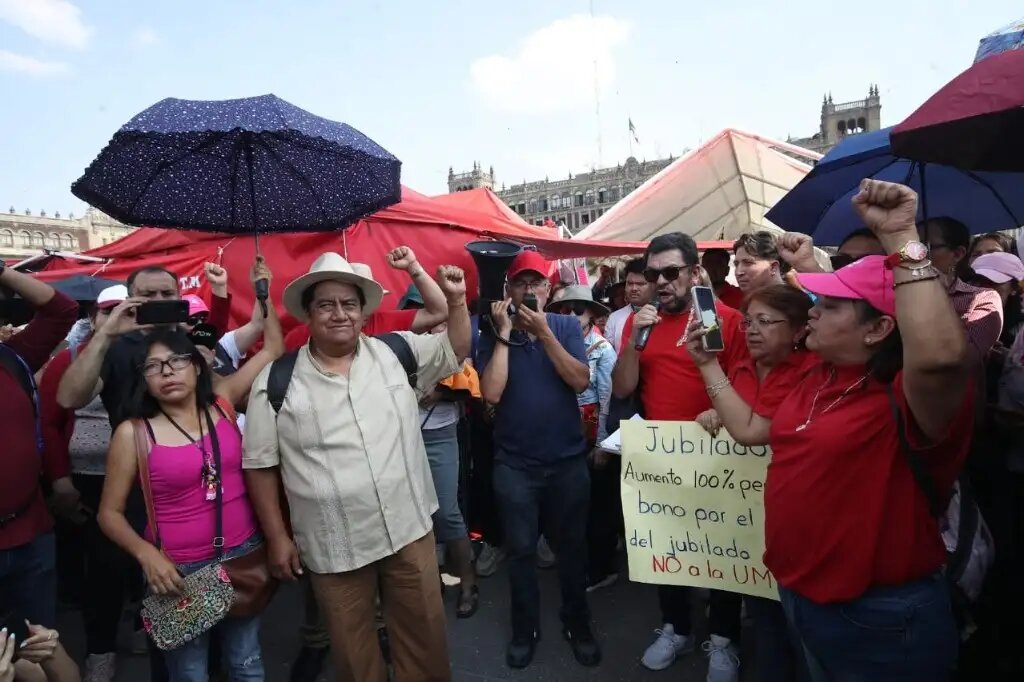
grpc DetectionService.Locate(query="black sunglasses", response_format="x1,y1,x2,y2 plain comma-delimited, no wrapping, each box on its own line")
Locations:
642,265,690,283
557,302,589,316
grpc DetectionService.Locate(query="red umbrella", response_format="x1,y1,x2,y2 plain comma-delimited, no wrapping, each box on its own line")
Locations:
891,49,1024,172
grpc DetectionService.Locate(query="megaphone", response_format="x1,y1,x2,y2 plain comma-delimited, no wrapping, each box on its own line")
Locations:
465,240,522,313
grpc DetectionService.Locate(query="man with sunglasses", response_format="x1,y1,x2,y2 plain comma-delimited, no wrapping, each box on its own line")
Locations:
477,249,600,670
612,232,748,680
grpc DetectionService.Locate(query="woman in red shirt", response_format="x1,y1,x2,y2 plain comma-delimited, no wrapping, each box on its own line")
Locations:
687,180,972,681
695,284,814,682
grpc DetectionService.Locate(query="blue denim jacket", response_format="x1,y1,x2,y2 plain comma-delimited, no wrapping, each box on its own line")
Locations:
577,328,617,443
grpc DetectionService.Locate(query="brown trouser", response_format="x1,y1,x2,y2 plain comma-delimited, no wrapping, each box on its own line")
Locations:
310,531,451,682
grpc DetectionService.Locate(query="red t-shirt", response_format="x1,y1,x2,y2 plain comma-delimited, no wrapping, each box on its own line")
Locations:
764,363,974,603
716,282,745,310
729,350,817,419
284,309,418,351
623,302,748,421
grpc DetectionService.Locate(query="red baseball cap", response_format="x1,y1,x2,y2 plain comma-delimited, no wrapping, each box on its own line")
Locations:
507,249,552,281
796,255,895,316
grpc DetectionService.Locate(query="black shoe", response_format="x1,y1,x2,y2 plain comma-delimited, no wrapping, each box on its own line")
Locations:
563,624,602,666
289,646,329,682
506,630,540,669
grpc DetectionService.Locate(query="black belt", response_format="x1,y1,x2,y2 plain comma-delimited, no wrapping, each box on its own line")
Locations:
0,491,38,527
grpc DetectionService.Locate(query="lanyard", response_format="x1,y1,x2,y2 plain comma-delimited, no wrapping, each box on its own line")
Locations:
161,408,219,502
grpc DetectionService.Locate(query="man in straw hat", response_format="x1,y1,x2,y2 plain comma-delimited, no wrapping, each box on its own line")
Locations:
242,252,470,682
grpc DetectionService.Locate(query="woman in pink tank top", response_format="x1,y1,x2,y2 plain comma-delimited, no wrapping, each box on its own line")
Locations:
98,274,284,682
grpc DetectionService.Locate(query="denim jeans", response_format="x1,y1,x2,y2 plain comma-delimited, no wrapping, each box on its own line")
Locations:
779,574,957,682
423,422,468,542
162,534,265,682
0,531,56,627
493,455,590,637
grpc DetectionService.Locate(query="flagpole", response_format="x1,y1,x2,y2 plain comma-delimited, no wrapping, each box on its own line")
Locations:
628,116,633,158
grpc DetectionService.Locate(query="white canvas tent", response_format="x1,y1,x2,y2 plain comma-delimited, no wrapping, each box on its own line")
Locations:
574,129,821,243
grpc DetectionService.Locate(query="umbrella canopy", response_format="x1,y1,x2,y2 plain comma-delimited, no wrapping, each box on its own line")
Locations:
891,50,1024,172
765,128,1024,246
49,274,124,301
976,17,1024,63
71,94,401,233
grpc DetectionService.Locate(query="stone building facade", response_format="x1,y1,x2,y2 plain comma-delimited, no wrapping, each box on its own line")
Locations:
0,206,134,262
449,156,675,233
788,86,882,155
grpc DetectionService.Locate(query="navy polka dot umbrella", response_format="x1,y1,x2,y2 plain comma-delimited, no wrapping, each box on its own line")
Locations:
72,94,402,310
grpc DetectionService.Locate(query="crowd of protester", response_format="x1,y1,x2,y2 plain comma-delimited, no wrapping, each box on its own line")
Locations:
0,179,1021,682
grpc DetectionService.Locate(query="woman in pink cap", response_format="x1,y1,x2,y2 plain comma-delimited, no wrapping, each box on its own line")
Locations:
969,251,1024,349
687,179,972,681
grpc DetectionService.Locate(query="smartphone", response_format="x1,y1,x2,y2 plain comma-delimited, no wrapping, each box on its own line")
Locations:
522,293,539,312
692,285,725,352
136,300,189,326
0,609,31,657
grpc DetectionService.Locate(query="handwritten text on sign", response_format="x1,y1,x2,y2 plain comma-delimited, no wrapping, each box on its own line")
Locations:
620,421,778,600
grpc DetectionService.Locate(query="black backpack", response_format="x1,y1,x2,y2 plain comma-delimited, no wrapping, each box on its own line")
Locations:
267,333,417,414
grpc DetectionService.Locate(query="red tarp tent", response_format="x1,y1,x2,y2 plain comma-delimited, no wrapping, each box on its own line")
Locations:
33,187,728,329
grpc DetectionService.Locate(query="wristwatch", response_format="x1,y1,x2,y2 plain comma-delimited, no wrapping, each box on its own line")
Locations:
884,241,929,270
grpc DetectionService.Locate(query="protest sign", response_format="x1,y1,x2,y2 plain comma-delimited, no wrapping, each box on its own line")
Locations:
620,420,778,600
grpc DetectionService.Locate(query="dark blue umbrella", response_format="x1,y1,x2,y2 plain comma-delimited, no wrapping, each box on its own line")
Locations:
50,274,124,302
71,93,402,310
765,127,1024,246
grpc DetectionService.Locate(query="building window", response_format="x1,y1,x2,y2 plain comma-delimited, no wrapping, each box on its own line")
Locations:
585,190,595,206
60,233,76,250
581,214,591,226
609,187,620,202
541,198,548,212
598,188,607,203
562,194,570,209
528,199,537,214
17,231,30,247
575,193,584,208
30,232,44,248
517,203,526,214
0,230,12,247
44,233,58,249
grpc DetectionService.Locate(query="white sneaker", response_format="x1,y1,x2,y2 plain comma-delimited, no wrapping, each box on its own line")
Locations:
84,653,117,682
536,536,556,569
641,624,694,671
703,634,740,682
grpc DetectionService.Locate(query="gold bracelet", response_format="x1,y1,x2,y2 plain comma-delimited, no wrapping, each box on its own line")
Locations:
893,274,940,288
706,378,730,398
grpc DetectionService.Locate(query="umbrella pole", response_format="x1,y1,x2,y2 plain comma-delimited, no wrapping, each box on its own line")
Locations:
246,141,269,319
919,163,930,224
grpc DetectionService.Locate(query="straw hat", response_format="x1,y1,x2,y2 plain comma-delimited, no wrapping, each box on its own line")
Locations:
283,252,385,322
350,263,389,295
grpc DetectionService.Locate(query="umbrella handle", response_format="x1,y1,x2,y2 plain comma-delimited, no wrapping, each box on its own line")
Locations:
255,278,269,318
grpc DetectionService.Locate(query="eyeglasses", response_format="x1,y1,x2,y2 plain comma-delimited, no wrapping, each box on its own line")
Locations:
740,316,788,332
557,302,589,316
510,279,549,291
141,353,193,377
642,265,691,284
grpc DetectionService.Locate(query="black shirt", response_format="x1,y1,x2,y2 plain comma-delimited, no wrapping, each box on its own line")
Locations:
99,332,148,428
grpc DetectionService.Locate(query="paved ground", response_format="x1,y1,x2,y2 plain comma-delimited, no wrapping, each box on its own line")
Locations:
58,565,756,681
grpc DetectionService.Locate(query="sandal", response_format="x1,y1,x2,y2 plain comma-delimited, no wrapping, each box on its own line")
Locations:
456,585,480,619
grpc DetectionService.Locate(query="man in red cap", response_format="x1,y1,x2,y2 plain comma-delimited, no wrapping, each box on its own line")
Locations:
477,249,601,670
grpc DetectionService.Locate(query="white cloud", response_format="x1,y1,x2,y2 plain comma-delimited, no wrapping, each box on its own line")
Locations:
0,0,92,49
132,26,159,47
471,15,630,114
0,49,69,76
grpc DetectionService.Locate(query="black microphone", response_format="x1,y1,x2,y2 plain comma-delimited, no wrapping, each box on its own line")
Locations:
634,301,661,351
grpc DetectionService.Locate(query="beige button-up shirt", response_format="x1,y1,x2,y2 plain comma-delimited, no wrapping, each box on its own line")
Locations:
243,332,460,574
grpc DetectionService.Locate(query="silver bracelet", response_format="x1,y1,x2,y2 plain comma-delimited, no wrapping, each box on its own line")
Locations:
706,378,730,398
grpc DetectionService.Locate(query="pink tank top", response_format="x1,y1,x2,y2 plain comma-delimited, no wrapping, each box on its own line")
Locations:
144,416,257,564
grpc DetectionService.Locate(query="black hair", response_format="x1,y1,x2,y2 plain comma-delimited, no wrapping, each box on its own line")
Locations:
969,232,1012,258
732,232,790,273
126,266,179,295
624,257,647,276
125,328,216,420
853,300,903,383
701,248,731,262
918,216,970,250
647,232,698,267
838,228,880,250
300,280,367,312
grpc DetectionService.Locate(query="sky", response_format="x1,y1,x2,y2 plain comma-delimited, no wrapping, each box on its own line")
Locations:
0,0,1019,216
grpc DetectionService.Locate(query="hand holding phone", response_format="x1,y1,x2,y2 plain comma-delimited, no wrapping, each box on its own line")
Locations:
692,286,725,353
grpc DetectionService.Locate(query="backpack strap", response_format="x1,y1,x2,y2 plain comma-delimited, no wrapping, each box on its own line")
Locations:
267,350,300,415
947,475,980,583
0,345,42,456
374,332,417,388
886,385,947,517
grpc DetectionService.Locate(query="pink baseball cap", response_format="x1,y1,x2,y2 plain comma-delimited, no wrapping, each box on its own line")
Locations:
183,294,209,317
796,255,895,316
972,251,1024,284
507,249,551,281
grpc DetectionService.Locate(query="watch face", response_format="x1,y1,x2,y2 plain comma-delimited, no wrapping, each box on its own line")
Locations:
904,241,928,261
